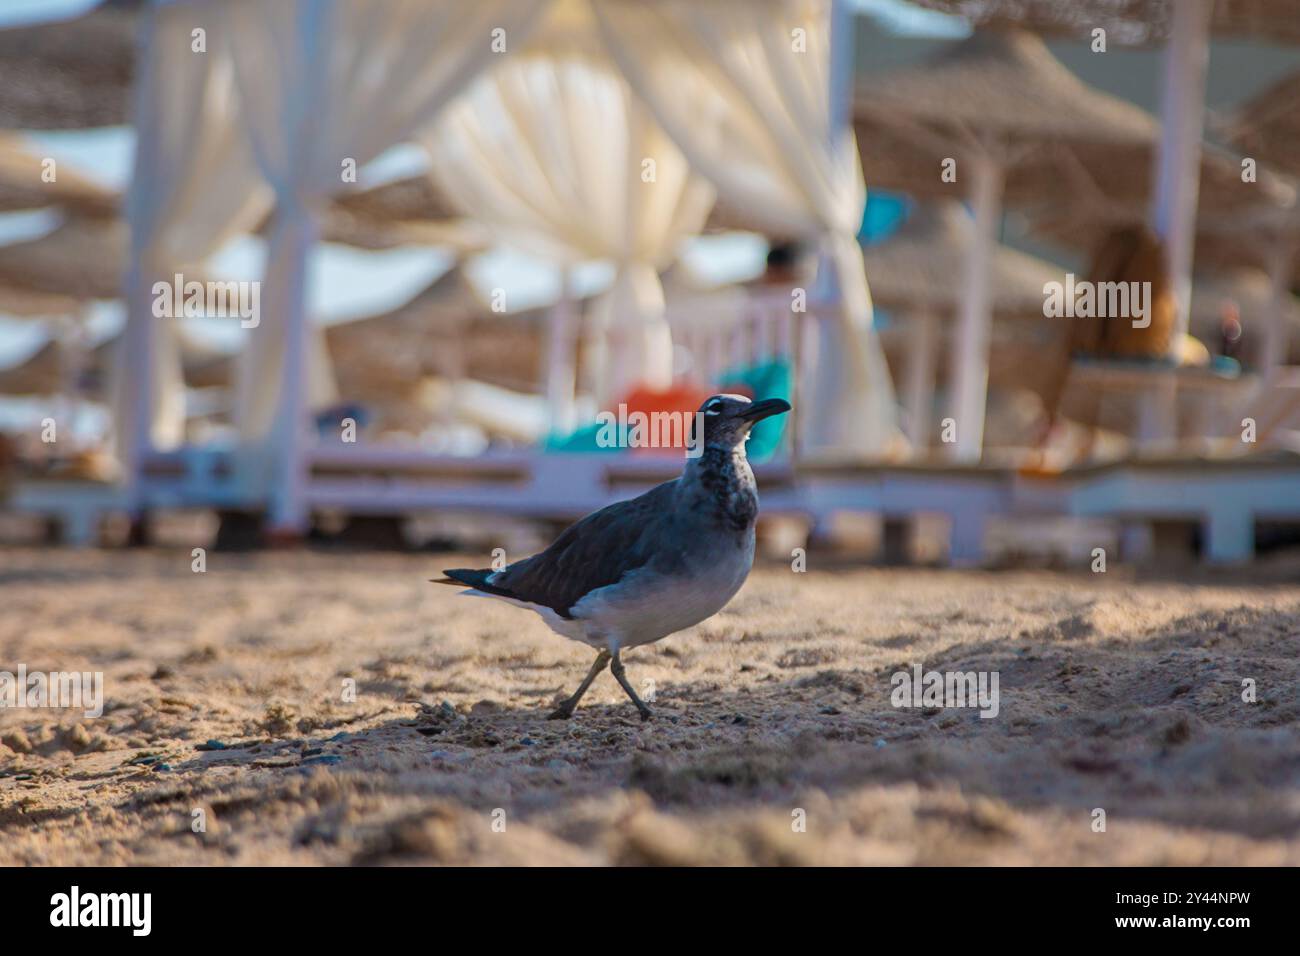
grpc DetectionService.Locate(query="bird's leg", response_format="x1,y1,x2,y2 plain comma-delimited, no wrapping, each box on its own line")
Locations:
609,649,653,722
547,650,610,719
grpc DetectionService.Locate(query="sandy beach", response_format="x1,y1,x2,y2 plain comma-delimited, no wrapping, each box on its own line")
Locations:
1,546,1297,866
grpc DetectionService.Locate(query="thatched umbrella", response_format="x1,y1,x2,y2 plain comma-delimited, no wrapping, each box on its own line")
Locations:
0,338,63,395
327,263,594,399
865,202,1063,316
0,0,139,130
0,216,126,300
300,176,489,252
87,324,237,394
0,280,80,318
0,132,118,217
324,173,760,245
854,27,1156,461
915,0,1300,359
912,0,1300,45
1221,68,1300,181
864,201,1067,447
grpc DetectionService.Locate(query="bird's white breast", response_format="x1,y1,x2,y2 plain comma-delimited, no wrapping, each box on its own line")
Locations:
567,529,755,651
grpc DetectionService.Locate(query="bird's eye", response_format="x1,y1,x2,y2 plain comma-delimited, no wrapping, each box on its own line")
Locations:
704,400,722,415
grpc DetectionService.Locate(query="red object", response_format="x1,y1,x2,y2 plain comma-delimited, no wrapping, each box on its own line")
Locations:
617,382,714,457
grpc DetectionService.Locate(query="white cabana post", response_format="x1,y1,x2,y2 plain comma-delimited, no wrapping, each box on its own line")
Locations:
1263,232,1299,377
218,0,548,531
1152,0,1213,349
902,310,938,449
113,0,269,509
545,267,580,435
949,148,1003,462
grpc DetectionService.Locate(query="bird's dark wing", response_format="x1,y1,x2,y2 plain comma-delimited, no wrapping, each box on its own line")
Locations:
491,479,680,618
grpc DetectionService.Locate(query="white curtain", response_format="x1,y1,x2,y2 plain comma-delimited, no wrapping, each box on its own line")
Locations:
422,44,715,402
221,0,548,525
593,0,898,455
111,0,269,475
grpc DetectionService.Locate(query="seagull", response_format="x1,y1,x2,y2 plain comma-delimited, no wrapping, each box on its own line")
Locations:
434,394,791,721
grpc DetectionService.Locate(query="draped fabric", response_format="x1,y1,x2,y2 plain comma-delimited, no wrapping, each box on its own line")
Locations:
422,45,715,401
592,0,898,454
110,0,269,476
221,0,548,523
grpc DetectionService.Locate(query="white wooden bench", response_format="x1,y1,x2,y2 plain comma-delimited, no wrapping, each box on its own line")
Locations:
1063,451,1300,564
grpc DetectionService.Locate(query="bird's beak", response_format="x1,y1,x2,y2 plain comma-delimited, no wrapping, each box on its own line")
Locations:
739,398,792,422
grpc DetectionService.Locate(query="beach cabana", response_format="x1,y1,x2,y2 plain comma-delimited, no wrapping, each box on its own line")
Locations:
115,0,896,534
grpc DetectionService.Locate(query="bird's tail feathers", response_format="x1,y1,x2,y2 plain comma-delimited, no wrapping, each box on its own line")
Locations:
431,568,517,600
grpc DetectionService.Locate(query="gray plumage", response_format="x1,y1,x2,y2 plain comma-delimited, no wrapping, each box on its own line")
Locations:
436,393,791,720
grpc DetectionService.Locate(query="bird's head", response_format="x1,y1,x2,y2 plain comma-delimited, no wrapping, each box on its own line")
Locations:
693,393,792,450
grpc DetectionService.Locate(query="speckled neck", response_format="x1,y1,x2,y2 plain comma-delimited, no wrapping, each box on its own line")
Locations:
681,443,758,533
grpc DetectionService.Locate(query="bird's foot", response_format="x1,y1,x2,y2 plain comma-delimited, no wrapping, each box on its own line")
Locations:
636,705,654,722
547,706,573,720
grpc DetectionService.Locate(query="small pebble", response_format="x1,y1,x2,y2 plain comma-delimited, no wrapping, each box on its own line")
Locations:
196,740,227,751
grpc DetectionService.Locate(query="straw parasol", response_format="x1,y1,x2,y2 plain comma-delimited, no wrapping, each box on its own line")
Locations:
87,324,238,394
0,132,118,218
327,262,594,397
0,338,64,395
0,216,126,300
854,26,1294,458
0,0,139,130
324,174,759,245
0,280,81,318
863,201,1068,447
854,26,1158,461
915,0,1300,359
865,201,1064,317
304,176,490,251
1222,68,1300,181
912,1,1300,45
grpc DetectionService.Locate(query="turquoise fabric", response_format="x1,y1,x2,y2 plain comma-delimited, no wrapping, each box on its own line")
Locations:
543,358,793,459
718,359,793,462
544,421,625,453
860,190,911,244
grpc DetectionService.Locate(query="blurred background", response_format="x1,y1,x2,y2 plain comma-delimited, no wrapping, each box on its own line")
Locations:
1,0,1299,565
